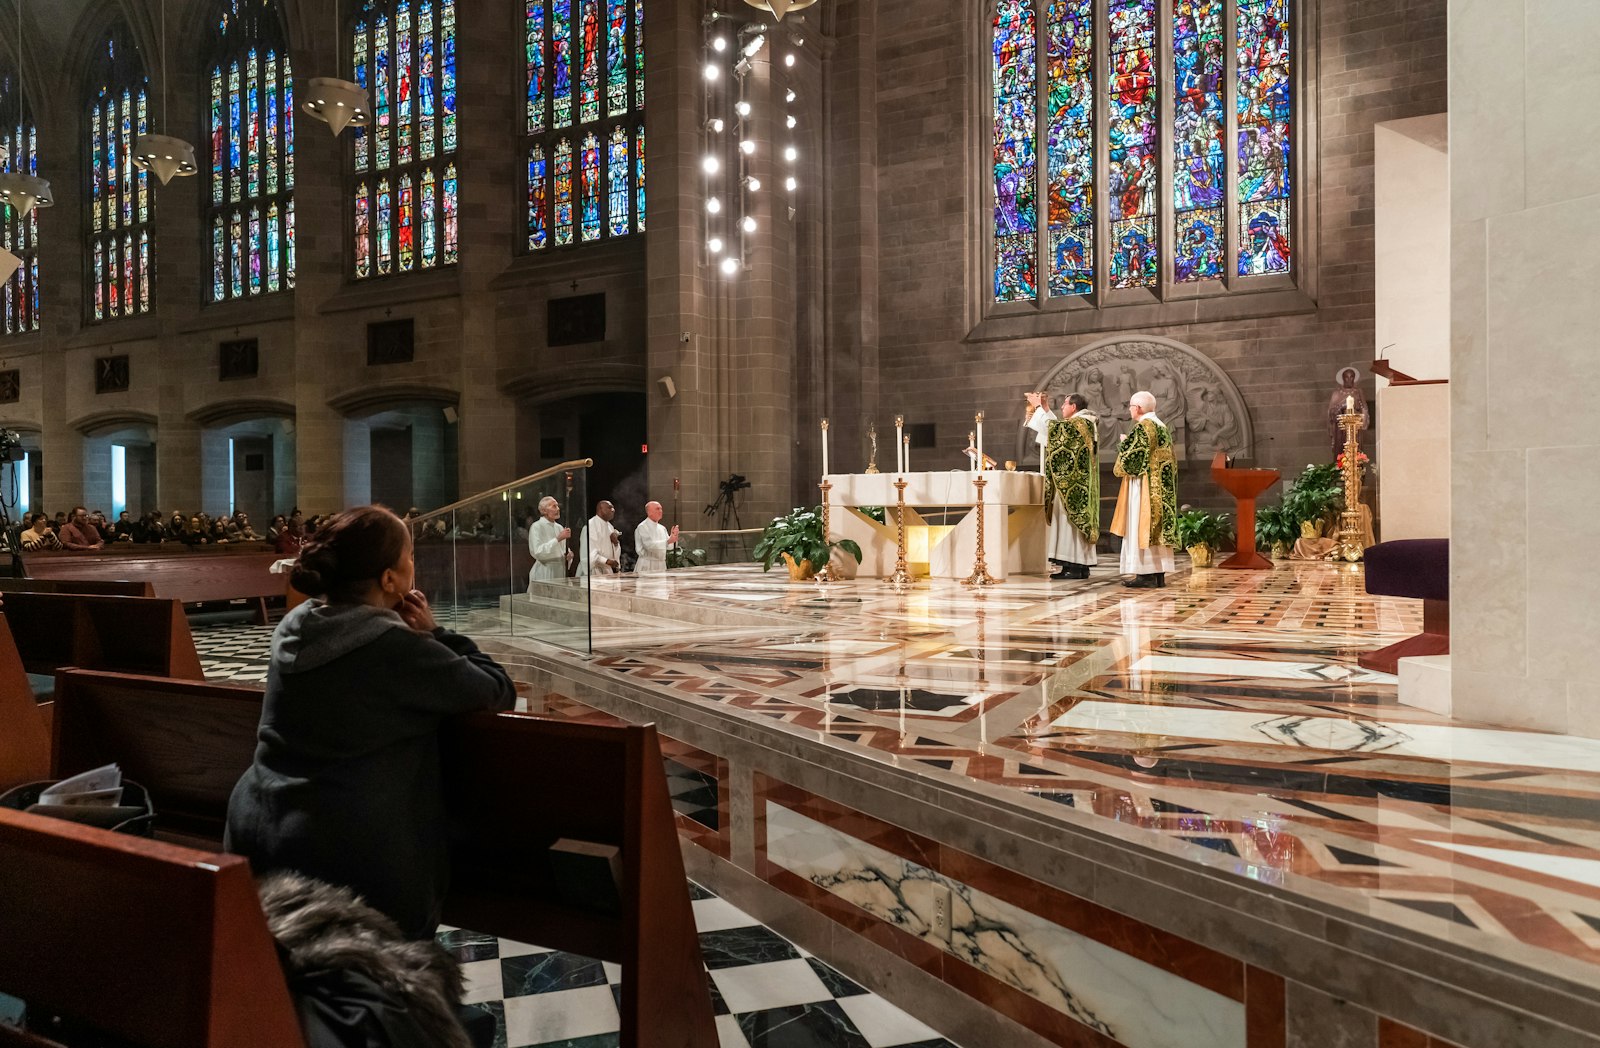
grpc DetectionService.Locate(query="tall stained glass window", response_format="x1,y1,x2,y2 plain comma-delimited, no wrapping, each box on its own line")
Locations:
990,0,1295,306
524,0,643,252
85,26,153,322
206,0,295,302
351,0,458,279
0,68,40,335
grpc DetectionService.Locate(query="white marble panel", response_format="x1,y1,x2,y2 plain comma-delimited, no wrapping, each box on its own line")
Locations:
765,802,1246,1048
1526,447,1600,683
1129,655,1394,685
502,984,619,1044
709,957,833,1014
1051,701,1600,773
1523,0,1600,208
1425,842,1600,892
1448,0,1526,223
837,994,944,1048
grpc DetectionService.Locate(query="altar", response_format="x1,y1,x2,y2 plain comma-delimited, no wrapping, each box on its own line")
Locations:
824,471,1048,580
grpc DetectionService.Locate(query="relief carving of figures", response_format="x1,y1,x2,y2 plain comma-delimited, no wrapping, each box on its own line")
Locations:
1027,336,1252,463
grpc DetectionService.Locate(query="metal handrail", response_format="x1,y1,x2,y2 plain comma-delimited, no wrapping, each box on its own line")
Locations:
406,458,594,528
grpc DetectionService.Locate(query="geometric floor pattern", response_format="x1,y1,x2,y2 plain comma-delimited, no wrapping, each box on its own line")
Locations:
443,883,956,1048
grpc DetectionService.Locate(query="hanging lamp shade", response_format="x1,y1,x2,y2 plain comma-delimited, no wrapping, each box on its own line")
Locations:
0,172,53,218
0,246,20,284
742,0,816,20
302,77,371,136
132,133,199,184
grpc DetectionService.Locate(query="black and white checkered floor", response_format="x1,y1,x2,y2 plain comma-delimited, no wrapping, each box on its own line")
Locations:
191,623,959,1048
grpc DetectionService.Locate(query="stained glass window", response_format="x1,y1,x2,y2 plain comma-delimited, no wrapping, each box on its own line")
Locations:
86,25,153,322
991,0,1295,305
351,0,459,279
206,0,294,302
524,0,643,251
1,68,41,335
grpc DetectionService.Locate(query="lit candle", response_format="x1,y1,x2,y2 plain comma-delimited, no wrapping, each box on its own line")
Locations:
903,435,911,474
1345,394,1354,414
975,411,986,471
895,415,905,474
968,431,977,471
820,417,830,478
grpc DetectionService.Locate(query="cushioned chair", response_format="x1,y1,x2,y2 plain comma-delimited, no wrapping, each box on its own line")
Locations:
1359,539,1449,674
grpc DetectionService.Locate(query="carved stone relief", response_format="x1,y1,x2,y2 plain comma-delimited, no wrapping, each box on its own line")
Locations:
1023,336,1253,462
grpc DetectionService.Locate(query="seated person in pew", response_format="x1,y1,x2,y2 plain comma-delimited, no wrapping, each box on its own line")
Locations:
18,512,61,551
226,505,518,941
58,506,105,552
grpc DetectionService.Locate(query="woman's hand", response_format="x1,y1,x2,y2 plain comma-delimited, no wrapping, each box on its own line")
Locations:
397,589,439,633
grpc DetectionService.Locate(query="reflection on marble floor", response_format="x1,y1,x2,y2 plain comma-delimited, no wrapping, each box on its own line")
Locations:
466,561,1600,983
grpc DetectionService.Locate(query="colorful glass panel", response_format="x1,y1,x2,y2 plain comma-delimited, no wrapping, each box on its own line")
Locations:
1046,0,1094,296
1,70,40,333
398,173,415,271
230,211,244,297
375,14,392,168
228,61,242,201
397,1,414,164
210,66,225,204
635,125,645,233
419,1,436,160
247,49,261,197
265,52,279,195
527,2,546,134
286,197,296,286
355,184,371,278
267,202,281,292
86,26,152,322
442,163,459,264
1174,0,1224,281
1108,0,1157,288
579,131,602,241
353,21,371,170
376,179,393,274
554,138,574,246
606,0,628,118
421,169,438,266
249,207,263,294
606,125,629,236
579,0,601,123
528,145,549,250
1237,0,1291,274
552,0,573,128
633,0,643,111
991,0,1037,303
441,0,457,151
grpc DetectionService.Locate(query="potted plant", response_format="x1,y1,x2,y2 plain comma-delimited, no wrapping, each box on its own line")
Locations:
753,507,864,581
1255,506,1297,560
665,545,707,569
1173,510,1232,569
1282,464,1343,539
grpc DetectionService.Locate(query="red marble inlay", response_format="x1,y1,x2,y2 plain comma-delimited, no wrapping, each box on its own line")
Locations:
1245,966,1285,1048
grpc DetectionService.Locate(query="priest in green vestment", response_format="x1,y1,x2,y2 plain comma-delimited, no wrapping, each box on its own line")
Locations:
1111,390,1178,588
1042,394,1100,580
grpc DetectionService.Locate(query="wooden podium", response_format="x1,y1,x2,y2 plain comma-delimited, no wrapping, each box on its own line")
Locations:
1211,452,1280,570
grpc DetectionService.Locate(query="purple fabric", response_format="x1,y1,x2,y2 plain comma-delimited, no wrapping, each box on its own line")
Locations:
1363,539,1449,602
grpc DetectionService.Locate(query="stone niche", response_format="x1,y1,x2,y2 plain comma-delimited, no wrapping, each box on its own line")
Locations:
1023,335,1254,462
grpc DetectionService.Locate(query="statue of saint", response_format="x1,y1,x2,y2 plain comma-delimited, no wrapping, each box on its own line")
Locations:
1147,363,1187,455
1327,366,1370,460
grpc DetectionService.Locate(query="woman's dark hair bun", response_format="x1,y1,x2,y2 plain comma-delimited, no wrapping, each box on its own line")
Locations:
290,506,408,602
289,564,328,597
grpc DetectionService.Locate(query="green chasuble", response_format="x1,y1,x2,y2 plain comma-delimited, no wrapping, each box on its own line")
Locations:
1043,413,1099,544
1112,418,1179,549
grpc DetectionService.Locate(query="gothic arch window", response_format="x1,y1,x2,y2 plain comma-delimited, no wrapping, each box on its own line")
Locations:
524,0,644,251
205,0,295,302
990,0,1295,307
350,0,458,279
0,66,40,334
86,24,153,321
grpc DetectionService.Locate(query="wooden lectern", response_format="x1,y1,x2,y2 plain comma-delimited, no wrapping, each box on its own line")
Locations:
1211,452,1280,570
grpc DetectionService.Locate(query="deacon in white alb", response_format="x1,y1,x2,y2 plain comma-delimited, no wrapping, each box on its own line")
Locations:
1024,391,1058,471
633,501,680,574
577,500,622,576
526,495,572,590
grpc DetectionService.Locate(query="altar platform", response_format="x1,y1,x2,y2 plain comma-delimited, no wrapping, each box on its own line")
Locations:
472,563,1600,1048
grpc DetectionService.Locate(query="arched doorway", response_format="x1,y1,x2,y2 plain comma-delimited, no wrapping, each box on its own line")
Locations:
342,402,459,514
190,400,298,524
515,392,648,521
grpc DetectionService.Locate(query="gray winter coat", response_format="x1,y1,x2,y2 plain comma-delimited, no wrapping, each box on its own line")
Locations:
225,601,516,939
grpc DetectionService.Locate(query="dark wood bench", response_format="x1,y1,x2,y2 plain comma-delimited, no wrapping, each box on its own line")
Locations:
47,669,718,1047
0,615,49,791
1,592,205,685
22,547,283,623
0,578,154,597
0,807,307,1048
1360,539,1449,674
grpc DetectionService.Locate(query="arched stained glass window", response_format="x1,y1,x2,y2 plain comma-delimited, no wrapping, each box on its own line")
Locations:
206,0,295,303
86,25,153,322
524,0,643,252
0,68,40,335
991,0,1294,307
352,0,458,279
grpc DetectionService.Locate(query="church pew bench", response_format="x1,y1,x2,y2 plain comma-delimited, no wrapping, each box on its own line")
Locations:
0,615,50,791
1,592,205,688
0,578,154,597
1359,538,1449,675
0,807,307,1048
23,547,282,624
48,669,719,1048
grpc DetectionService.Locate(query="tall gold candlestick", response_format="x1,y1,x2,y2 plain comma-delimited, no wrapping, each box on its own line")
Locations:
816,479,834,584
1333,410,1366,562
887,477,913,588
963,474,999,587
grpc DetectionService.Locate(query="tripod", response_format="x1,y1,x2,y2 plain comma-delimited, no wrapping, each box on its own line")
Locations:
703,487,743,530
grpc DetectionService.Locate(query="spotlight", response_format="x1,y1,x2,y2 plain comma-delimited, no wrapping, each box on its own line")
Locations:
742,34,767,58
735,100,752,118
720,257,740,276
784,145,797,162
704,63,720,81
786,115,797,129
785,89,796,103
702,155,721,174
707,117,725,133
707,197,723,213
708,237,724,254
746,177,761,191
784,53,796,67
742,216,757,233
712,36,728,51
785,176,797,191
740,139,756,155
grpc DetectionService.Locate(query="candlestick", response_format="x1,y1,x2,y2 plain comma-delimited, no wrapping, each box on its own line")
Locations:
963,474,998,587
887,477,913,588
816,479,834,585
903,435,910,474
820,417,830,478
975,411,986,471
894,415,905,474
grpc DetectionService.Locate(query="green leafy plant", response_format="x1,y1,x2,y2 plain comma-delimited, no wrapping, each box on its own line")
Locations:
860,506,887,525
1255,506,1298,549
665,546,706,569
1280,463,1343,532
1174,510,1233,550
753,507,863,574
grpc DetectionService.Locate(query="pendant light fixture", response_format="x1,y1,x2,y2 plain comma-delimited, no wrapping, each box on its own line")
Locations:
303,0,371,135
0,247,20,285
131,0,198,184
0,0,55,219
742,0,817,20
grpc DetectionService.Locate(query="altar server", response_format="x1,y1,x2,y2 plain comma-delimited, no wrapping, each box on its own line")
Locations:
1042,394,1099,580
633,501,680,574
526,496,572,589
1024,392,1058,471
1111,391,1178,588
578,500,622,576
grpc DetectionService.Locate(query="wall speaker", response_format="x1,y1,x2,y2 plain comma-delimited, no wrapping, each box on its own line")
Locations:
442,406,459,423
657,375,677,399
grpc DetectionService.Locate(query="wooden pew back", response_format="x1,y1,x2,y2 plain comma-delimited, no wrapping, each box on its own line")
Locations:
0,807,306,1048
1,591,204,681
0,578,154,597
0,614,49,790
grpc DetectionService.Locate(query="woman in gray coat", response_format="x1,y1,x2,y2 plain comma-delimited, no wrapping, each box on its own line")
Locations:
226,505,517,940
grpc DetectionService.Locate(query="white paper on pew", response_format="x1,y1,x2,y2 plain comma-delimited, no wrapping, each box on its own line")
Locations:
268,558,299,575
40,764,123,807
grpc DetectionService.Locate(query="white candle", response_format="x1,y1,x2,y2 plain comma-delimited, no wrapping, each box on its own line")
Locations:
820,418,830,477
903,436,911,474
968,431,976,472
975,412,985,471
895,415,905,474
1345,394,1354,414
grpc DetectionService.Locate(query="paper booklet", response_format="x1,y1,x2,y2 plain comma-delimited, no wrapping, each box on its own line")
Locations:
38,764,124,808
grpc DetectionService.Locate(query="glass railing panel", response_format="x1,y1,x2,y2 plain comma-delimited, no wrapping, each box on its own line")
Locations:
504,467,591,653
676,529,761,567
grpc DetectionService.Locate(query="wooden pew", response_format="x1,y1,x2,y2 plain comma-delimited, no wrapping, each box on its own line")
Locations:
0,615,49,790
49,669,719,1048
1,592,205,683
0,807,307,1048
0,577,154,597
23,547,283,623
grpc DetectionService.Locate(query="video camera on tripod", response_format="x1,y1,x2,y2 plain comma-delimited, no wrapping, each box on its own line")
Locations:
703,473,750,530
